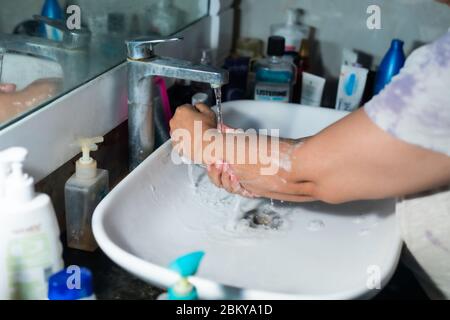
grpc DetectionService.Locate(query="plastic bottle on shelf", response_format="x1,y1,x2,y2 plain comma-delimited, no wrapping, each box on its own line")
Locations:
271,8,310,53
0,147,63,300
65,137,109,252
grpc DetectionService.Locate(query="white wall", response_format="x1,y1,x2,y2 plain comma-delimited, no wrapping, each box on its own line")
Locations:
0,0,42,33
0,0,209,35
238,0,450,105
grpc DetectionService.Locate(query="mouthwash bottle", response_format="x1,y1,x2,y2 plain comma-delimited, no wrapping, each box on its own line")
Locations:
254,36,296,103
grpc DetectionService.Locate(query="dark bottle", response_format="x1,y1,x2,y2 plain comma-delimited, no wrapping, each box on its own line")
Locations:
292,39,310,103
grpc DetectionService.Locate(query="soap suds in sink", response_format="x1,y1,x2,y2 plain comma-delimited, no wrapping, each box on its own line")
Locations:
184,164,296,243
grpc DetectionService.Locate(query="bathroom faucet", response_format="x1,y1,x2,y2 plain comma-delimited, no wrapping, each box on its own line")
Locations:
125,37,229,170
0,15,90,90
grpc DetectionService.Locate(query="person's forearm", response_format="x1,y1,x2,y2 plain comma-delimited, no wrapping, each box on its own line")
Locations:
0,79,60,122
202,108,450,204
290,108,450,203
201,129,317,201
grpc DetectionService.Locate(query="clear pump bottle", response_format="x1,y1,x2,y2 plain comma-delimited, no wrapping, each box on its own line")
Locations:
65,137,109,252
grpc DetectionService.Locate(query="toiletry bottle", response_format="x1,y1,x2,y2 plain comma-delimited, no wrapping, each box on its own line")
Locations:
254,36,296,103
271,8,310,53
222,56,251,102
0,147,13,299
374,39,406,95
301,72,326,107
146,0,185,36
48,267,96,300
39,0,63,41
0,147,64,300
293,39,310,103
65,137,109,252
335,65,369,112
157,251,205,300
192,92,209,106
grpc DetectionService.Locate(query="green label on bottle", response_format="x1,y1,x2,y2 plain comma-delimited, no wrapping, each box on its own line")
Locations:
7,233,52,299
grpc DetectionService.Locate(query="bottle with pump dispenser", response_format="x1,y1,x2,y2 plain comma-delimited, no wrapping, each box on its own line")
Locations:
271,8,310,53
0,147,63,300
254,36,296,103
65,137,109,252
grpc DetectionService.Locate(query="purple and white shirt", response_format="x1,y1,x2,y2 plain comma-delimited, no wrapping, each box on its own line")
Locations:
365,31,450,157
365,31,450,299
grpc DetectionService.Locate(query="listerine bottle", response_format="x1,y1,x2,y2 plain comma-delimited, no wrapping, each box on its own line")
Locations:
254,36,296,103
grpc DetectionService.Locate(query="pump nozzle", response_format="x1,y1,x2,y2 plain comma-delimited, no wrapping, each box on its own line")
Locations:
286,8,299,26
0,147,34,203
78,137,104,164
75,136,103,179
0,148,25,200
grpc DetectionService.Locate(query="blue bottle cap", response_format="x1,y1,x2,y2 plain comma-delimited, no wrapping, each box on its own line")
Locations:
391,39,404,48
48,267,94,300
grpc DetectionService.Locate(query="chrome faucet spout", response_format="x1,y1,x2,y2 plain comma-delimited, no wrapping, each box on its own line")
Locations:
126,37,229,170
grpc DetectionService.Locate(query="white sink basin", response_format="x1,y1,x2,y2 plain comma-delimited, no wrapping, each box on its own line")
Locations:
93,101,402,300
1,53,62,90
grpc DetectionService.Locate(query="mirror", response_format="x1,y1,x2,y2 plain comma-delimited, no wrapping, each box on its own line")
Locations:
0,0,209,129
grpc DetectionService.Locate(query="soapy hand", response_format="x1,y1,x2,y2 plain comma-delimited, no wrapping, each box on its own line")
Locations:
170,103,218,163
207,161,258,198
170,104,257,197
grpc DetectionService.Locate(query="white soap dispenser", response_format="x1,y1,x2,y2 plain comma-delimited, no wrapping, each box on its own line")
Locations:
271,8,310,53
0,147,64,300
0,147,13,299
0,147,13,201
65,137,109,252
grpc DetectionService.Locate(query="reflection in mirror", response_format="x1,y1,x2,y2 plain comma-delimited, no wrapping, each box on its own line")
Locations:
0,0,209,129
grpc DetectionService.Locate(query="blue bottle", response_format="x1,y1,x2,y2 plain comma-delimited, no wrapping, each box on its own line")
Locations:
48,267,96,300
373,39,406,95
39,0,63,41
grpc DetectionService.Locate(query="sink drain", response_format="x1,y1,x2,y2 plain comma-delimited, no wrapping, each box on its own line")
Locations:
244,210,283,230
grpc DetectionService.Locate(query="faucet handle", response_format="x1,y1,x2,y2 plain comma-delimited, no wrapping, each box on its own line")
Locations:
125,36,183,60
33,15,90,49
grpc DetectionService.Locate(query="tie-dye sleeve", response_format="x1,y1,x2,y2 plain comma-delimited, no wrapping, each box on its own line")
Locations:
364,32,450,157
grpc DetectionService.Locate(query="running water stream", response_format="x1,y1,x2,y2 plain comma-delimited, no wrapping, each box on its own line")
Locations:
186,86,224,188
213,86,223,132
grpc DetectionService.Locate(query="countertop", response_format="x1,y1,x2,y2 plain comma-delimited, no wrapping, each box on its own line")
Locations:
63,241,429,300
